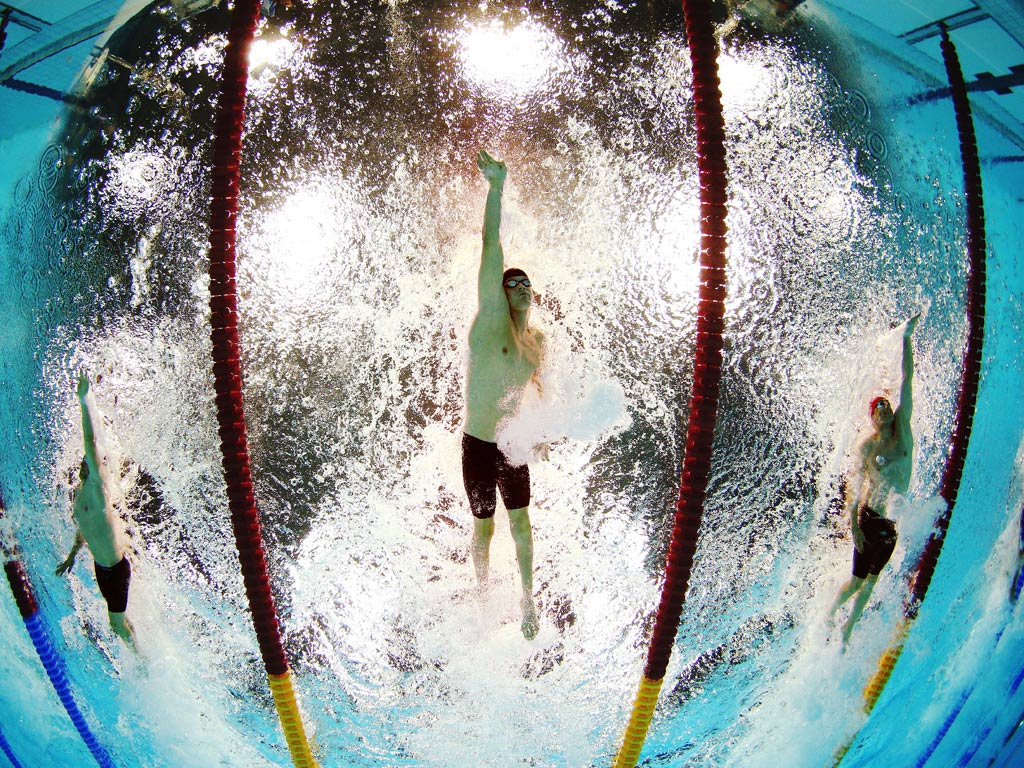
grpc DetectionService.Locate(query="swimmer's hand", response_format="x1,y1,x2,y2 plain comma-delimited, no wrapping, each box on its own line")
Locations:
56,552,76,576
477,150,507,187
904,312,921,337
57,533,84,575
534,443,551,462
76,370,90,400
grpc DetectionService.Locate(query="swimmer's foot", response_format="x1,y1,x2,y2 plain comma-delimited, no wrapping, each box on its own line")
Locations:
840,623,854,651
521,596,539,640
473,560,489,591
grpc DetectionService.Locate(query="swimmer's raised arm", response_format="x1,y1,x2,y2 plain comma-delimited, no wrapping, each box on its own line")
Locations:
476,151,507,319
77,371,102,478
895,313,919,445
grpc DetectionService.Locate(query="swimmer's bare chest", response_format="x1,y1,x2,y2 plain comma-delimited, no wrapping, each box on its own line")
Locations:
468,342,537,401
465,326,541,440
863,438,910,505
74,484,122,567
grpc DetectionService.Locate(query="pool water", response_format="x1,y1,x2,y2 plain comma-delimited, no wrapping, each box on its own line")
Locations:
1,2,1023,767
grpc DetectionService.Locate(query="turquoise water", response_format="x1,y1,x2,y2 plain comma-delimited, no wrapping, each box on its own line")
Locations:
1,2,1023,767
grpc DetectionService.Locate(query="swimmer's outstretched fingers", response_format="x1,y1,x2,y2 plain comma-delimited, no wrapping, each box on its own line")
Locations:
476,150,506,183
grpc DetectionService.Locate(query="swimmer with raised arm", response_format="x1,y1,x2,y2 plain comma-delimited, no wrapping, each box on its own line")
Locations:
830,314,920,646
56,371,136,649
463,150,545,640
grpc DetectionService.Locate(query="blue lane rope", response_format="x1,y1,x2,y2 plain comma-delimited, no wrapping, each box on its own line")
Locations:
23,613,116,768
914,690,969,768
913,621,1024,767
956,723,993,767
0,723,25,768
4,561,116,768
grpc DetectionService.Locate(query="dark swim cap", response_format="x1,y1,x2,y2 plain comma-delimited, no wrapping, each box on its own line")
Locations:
503,267,529,283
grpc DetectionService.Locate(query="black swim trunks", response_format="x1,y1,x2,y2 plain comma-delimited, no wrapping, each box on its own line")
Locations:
461,433,531,519
94,557,131,614
852,506,897,579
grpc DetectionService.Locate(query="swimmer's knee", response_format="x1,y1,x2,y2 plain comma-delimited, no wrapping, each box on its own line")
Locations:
507,507,531,535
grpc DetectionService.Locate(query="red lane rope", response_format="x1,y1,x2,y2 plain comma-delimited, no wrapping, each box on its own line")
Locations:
3,560,38,619
906,25,986,617
644,0,729,682
206,0,288,676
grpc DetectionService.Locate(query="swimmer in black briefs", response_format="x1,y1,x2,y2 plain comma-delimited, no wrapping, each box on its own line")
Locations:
462,152,546,640
462,433,531,520
851,506,897,579
829,314,919,646
94,557,132,615
56,372,137,649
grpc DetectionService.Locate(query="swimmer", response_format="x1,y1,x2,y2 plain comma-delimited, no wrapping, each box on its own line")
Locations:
56,371,136,649
829,313,920,646
1011,505,1024,604
463,151,545,640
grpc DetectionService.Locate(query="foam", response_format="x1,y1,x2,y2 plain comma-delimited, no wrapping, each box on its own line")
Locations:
496,327,630,467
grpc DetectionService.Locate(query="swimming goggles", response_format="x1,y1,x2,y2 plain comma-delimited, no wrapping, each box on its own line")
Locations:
504,277,531,288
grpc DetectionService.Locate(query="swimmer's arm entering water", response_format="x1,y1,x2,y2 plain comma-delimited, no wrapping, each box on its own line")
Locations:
77,372,102,480
56,530,85,575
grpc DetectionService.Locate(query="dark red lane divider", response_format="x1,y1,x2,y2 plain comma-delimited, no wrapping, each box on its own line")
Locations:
906,24,987,618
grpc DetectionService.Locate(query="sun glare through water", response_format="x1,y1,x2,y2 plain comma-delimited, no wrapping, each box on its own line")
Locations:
245,181,352,304
248,35,296,75
455,19,568,99
716,51,771,107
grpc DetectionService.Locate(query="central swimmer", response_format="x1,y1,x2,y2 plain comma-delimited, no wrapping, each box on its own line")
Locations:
462,151,545,640
56,371,137,650
829,313,920,646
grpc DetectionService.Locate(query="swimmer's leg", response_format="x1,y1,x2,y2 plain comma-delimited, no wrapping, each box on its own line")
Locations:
108,611,137,651
508,506,537,640
1011,555,1024,603
829,575,865,621
841,574,877,645
472,516,495,587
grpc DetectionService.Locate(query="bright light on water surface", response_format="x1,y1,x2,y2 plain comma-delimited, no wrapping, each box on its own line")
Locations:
455,19,568,98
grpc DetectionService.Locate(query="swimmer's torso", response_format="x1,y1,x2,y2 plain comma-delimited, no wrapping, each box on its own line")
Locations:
465,318,542,442
860,432,912,511
73,476,123,567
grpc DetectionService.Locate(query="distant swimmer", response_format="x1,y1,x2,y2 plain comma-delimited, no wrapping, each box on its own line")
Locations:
56,372,136,649
463,150,545,640
829,313,920,646
1011,505,1024,604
